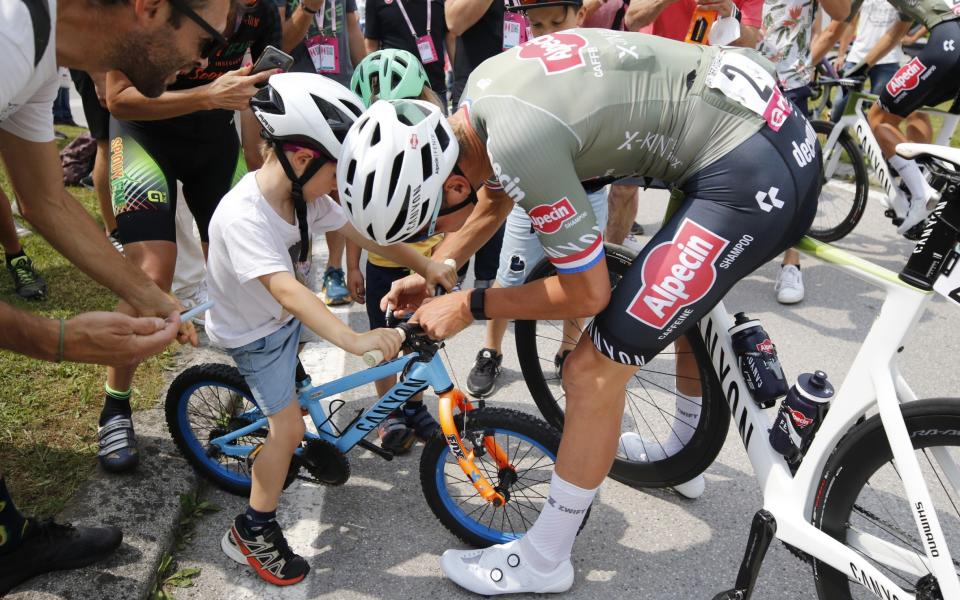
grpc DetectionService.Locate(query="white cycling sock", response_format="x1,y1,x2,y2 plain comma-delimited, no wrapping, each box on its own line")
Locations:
673,394,702,449
890,155,936,206
518,472,597,572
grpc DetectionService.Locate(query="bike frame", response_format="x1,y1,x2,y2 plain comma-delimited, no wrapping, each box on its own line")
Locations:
820,91,960,216
204,348,509,504
696,234,960,599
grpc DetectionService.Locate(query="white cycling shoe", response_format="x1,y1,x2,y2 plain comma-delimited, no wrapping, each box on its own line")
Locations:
897,186,941,235
441,540,574,596
619,432,706,499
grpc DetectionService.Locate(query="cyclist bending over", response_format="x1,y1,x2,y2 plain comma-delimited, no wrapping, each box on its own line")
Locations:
338,29,820,595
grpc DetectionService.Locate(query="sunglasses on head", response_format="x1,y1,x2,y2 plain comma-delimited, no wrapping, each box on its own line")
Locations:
168,0,229,58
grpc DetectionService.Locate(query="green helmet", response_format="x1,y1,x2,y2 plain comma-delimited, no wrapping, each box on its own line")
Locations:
350,49,431,107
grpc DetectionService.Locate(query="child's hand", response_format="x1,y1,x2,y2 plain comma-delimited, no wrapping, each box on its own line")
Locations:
349,328,403,360
347,267,365,305
424,258,458,296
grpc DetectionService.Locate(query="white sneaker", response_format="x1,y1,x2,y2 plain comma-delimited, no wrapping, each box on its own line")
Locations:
897,186,941,235
619,432,705,500
176,280,208,326
775,264,804,305
441,540,574,596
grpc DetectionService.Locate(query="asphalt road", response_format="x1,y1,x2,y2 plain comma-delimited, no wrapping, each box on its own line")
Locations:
167,187,960,600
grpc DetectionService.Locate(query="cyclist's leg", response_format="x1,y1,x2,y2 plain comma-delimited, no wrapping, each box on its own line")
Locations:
102,119,179,471
180,127,245,254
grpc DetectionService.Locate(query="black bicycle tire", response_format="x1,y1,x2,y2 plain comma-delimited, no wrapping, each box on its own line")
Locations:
812,399,960,599
807,120,870,243
165,363,259,496
515,245,729,488
419,407,589,547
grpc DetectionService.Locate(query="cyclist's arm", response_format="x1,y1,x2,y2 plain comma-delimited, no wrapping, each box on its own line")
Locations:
281,0,323,53
445,0,496,36
431,186,515,268
811,18,849,65
2,301,61,361
258,270,362,349
347,9,367,66
338,222,432,275
0,131,180,318
821,0,852,23
105,70,215,120
858,19,913,67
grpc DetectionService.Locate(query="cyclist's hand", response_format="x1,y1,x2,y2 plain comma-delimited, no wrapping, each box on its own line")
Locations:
423,258,458,296
348,328,403,360
842,61,869,82
130,290,198,347
380,273,429,316
833,55,846,73
410,290,472,340
347,267,365,305
64,311,180,366
206,66,276,111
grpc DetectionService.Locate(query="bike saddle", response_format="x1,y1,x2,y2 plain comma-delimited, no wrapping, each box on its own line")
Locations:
896,142,960,171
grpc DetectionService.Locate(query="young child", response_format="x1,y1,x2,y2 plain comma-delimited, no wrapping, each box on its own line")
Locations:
347,50,447,453
205,73,456,586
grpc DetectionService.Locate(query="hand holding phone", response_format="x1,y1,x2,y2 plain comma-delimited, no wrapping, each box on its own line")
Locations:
252,45,295,77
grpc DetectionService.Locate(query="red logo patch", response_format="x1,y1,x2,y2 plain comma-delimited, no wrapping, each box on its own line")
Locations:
756,339,775,354
516,32,588,75
626,219,729,329
886,58,927,96
529,198,577,234
788,407,814,429
409,134,419,149
762,87,792,132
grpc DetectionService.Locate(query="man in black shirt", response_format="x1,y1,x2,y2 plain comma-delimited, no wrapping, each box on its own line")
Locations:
364,0,452,110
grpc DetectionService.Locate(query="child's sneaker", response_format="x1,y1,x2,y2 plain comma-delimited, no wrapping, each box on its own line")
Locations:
221,514,310,586
378,409,415,454
404,401,439,441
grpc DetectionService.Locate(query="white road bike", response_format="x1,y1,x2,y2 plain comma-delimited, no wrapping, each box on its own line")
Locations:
516,144,960,599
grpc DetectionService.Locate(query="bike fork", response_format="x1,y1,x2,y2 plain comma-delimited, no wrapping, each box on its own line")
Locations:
712,510,777,600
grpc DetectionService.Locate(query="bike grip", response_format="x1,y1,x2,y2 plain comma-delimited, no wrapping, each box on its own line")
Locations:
362,326,408,367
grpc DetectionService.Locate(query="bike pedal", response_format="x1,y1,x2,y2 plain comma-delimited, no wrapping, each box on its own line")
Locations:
714,510,777,600
711,591,745,600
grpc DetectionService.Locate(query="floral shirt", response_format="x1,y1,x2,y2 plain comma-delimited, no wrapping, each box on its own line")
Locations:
758,0,818,91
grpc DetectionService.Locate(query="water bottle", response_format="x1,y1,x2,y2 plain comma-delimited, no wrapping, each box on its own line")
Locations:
729,313,789,408
769,371,835,466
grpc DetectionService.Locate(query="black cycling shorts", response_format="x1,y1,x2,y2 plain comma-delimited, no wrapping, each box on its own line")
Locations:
109,117,244,245
878,19,960,117
588,107,820,366
71,70,109,141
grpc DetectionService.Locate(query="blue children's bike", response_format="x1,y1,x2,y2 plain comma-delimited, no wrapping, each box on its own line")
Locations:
165,321,575,547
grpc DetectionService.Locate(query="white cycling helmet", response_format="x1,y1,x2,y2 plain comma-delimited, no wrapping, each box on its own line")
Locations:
338,99,460,244
251,72,365,160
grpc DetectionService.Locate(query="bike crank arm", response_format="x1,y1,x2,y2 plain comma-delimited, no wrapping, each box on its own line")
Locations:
437,388,508,506
712,510,777,600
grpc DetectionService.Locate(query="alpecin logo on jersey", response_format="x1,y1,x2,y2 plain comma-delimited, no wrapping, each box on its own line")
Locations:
516,32,588,75
626,219,729,329
529,198,577,234
886,58,927,96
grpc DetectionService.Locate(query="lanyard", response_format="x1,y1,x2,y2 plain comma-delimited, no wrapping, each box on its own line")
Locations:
395,0,430,38
313,0,337,33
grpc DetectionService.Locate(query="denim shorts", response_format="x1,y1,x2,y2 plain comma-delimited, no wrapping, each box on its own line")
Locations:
496,188,609,287
226,318,302,417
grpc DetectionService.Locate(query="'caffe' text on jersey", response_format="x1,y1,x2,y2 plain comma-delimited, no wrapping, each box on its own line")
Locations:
462,29,773,274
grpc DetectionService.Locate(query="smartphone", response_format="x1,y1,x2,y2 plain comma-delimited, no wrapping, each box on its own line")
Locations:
251,45,294,76
180,301,214,324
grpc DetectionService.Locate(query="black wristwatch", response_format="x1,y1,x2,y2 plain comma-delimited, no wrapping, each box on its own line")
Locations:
731,4,742,22
469,288,487,321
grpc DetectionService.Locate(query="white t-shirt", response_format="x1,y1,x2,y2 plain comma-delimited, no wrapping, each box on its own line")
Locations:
847,0,907,65
205,172,348,348
0,0,58,143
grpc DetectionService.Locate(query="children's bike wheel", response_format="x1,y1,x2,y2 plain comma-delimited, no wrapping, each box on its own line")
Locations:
420,407,587,547
165,363,265,495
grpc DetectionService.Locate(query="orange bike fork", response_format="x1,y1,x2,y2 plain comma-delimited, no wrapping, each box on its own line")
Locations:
437,389,511,506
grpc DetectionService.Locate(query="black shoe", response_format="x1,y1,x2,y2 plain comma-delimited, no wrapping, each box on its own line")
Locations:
630,221,644,235
80,174,94,189
0,518,122,594
466,348,503,398
7,255,46,300
221,515,309,586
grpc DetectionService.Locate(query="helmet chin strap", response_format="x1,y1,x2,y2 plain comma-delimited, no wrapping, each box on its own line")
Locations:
274,142,326,263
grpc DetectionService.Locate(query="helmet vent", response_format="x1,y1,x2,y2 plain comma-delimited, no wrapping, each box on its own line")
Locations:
434,124,449,150
371,123,381,146
385,190,409,241
346,159,357,185
387,152,404,200
397,113,413,126
420,145,432,181
362,172,376,209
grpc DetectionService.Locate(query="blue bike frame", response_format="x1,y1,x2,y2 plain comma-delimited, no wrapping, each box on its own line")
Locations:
207,351,454,458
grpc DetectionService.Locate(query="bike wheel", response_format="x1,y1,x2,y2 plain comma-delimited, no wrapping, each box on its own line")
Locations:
812,399,960,599
514,246,729,489
420,407,586,547
808,120,869,243
165,363,265,495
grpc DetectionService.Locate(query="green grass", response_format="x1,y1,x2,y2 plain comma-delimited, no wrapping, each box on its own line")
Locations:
0,126,172,516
